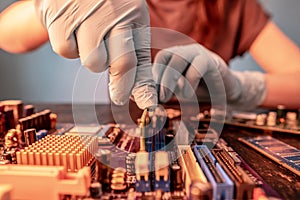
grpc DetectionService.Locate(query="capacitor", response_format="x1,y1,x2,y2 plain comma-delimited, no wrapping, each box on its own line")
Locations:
170,164,183,191
276,105,286,125
90,182,102,198
95,150,112,191
286,112,297,129
256,114,267,126
165,130,175,151
267,112,277,127
189,182,212,200
24,128,36,146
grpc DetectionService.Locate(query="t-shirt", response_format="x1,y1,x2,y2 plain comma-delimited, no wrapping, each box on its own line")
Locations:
147,0,270,62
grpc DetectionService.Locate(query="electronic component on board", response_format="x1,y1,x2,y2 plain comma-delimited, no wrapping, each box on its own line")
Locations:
178,146,212,199
193,145,234,200
266,112,277,127
1,99,297,199
16,135,97,174
135,151,151,192
1,100,23,126
125,153,136,187
256,114,267,126
135,109,152,193
154,151,170,192
111,167,127,191
0,112,4,141
193,107,300,135
286,112,298,130
170,164,183,191
35,129,47,141
0,165,91,200
239,136,300,176
276,105,286,125
95,149,112,192
211,148,255,200
24,105,35,117
89,182,102,198
23,128,36,146
4,110,15,131
4,129,22,150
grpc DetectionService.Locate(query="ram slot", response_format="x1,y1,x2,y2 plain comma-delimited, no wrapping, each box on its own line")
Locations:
178,146,212,199
212,149,255,199
193,145,234,200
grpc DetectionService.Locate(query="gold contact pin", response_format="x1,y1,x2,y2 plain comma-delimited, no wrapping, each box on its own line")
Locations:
35,152,41,165
48,152,54,166
61,153,68,170
28,152,35,165
76,152,83,170
41,152,48,165
139,109,148,152
68,153,75,172
16,151,22,165
21,151,28,165
54,152,61,166
81,149,87,166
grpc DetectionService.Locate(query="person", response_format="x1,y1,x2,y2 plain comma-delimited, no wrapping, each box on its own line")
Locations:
0,0,158,110
1,0,300,111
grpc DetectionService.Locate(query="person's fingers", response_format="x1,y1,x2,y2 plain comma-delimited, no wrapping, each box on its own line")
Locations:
106,26,137,106
181,54,209,98
39,0,80,59
152,49,172,82
75,19,109,73
131,26,157,109
158,54,190,102
153,45,199,102
47,20,79,59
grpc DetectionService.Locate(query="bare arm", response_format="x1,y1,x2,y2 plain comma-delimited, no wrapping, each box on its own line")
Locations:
0,1,49,53
250,21,300,109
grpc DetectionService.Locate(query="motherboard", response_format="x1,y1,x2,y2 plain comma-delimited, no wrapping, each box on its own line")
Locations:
0,100,299,200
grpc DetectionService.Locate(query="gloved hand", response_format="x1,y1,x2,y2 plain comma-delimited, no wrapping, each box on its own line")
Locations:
152,44,266,110
34,0,157,109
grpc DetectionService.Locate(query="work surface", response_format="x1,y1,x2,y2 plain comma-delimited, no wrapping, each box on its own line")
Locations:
35,102,300,199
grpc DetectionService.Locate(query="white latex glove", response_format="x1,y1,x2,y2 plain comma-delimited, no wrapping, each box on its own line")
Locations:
153,44,266,110
34,0,157,109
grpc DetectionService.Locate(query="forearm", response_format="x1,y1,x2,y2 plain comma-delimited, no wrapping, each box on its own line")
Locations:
261,74,300,109
249,21,300,109
0,1,48,53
